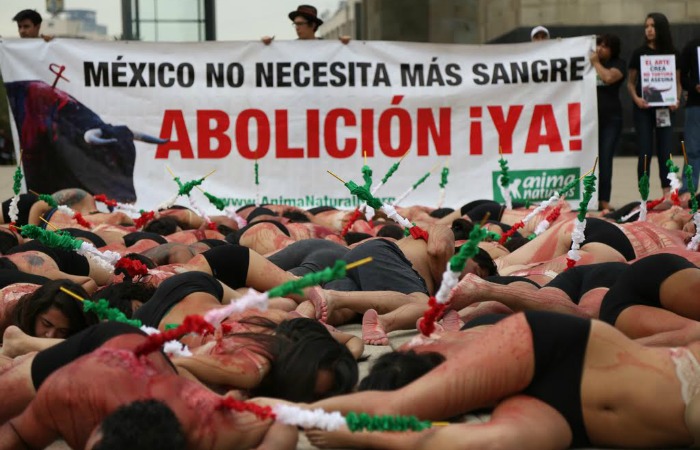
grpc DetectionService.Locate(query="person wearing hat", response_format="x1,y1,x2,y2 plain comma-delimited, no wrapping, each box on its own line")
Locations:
531,25,550,42
262,5,349,45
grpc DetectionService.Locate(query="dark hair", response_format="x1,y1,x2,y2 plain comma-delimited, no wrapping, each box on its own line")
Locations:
473,247,498,277
248,317,358,402
451,218,474,240
596,33,621,59
344,232,372,245
359,350,445,391
0,257,18,270
12,279,98,337
143,217,179,236
429,208,455,218
282,210,311,223
12,9,42,25
646,12,675,53
92,281,156,318
376,224,404,240
0,230,19,254
503,235,529,253
93,400,186,450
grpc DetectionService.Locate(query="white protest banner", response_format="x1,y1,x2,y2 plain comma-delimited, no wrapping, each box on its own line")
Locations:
640,54,678,107
0,37,597,212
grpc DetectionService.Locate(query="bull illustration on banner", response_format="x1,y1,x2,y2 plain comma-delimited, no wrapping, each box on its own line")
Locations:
6,64,166,202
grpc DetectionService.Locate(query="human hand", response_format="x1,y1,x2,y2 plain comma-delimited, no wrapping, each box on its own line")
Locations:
41,34,54,42
339,35,351,45
261,35,274,45
670,100,680,111
589,50,599,64
634,96,649,109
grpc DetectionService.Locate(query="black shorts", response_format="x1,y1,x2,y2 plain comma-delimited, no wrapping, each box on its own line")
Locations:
522,311,591,448
61,228,107,248
31,322,146,390
324,239,429,295
7,241,90,276
599,254,697,325
547,262,628,304
202,244,250,290
123,231,168,246
460,313,510,329
267,239,349,276
38,207,58,230
133,271,223,328
0,270,49,288
461,200,505,222
1,193,38,226
580,218,635,261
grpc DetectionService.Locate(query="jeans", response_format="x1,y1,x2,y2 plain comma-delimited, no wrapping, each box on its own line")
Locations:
682,106,700,194
598,115,622,202
632,107,675,189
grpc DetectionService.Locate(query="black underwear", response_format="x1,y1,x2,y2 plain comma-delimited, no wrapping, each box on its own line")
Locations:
546,262,628,304
580,218,636,261
7,240,90,276
0,270,49,288
30,322,147,390
133,271,223,328
307,206,338,215
522,311,591,448
123,231,168,246
237,219,290,239
485,275,541,289
599,253,697,325
61,228,107,248
201,244,250,289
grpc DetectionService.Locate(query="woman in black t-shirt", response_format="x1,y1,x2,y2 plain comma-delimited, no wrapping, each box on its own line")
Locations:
591,34,626,211
626,12,681,195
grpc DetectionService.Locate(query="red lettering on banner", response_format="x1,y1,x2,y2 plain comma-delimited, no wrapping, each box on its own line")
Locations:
324,108,357,158
378,97,411,157
361,109,375,157
488,105,523,154
416,108,450,156
197,110,231,158
155,110,194,159
306,109,320,158
275,110,303,158
469,106,482,155
567,103,582,151
235,109,270,159
525,104,563,153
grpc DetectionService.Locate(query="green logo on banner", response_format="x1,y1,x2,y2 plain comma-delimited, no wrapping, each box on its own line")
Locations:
492,168,580,203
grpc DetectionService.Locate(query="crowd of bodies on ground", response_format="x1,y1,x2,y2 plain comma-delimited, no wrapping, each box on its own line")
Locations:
1,189,700,449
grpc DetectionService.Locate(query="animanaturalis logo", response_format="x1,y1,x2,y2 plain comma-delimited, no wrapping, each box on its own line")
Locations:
492,168,580,203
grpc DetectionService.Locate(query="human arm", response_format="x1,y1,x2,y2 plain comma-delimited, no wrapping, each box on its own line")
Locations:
426,225,455,283
170,351,269,389
327,327,364,360
590,52,623,85
671,67,682,111
261,35,274,45
0,406,58,450
627,68,648,109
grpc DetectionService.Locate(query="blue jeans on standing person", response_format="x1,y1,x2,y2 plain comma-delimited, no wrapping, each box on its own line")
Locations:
682,106,700,194
633,107,674,190
598,116,622,203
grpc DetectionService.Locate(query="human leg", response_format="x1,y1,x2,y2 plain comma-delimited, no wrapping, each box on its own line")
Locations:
682,106,700,195
633,107,656,182
597,116,623,205
414,395,573,450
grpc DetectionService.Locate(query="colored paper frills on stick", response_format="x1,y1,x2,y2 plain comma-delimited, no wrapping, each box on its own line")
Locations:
437,160,450,208
565,167,597,269
204,258,371,325
201,190,247,229
419,224,489,336
666,157,682,206
57,205,93,229
498,153,513,210
8,165,23,224
392,160,442,207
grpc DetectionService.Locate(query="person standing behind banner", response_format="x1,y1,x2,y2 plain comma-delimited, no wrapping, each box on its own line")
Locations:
262,5,349,45
591,34,626,211
12,9,53,41
627,12,681,196
679,35,700,199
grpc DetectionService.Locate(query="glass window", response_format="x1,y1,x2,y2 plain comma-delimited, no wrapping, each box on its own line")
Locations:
156,22,202,41
156,0,200,21
139,21,157,41
138,0,156,20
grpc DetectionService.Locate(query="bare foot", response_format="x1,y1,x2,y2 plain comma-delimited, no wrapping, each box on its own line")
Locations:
361,309,389,346
294,301,315,318
307,286,329,322
449,273,488,309
1,326,30,358
440,309,464,331
305,427,358,448
415,317,445,336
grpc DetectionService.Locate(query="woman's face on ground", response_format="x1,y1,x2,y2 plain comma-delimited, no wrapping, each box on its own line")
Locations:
34,306,71,338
